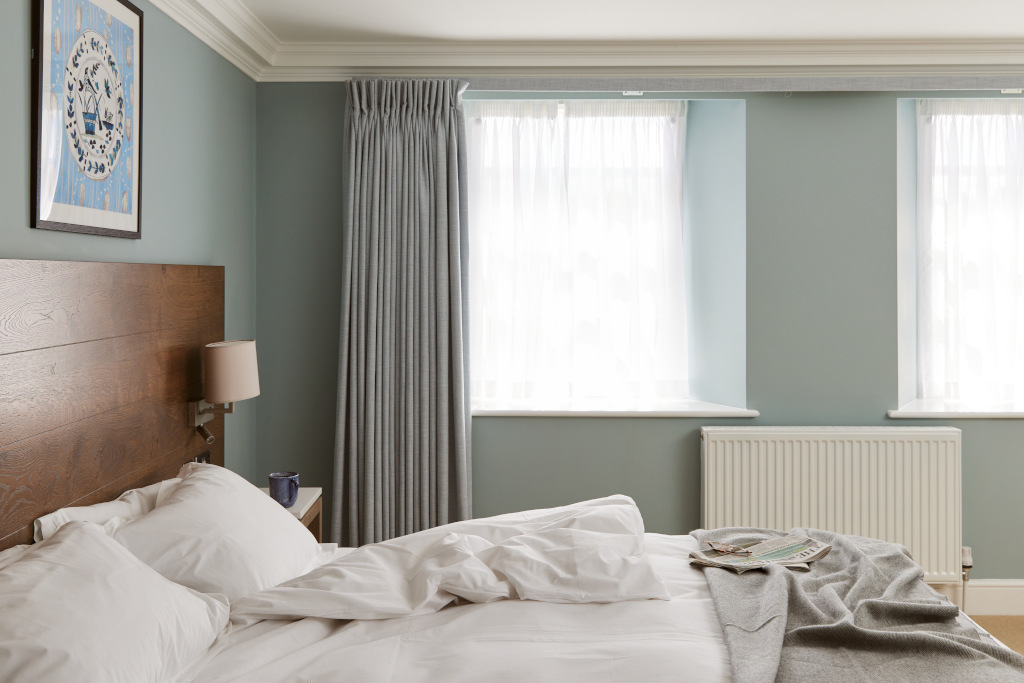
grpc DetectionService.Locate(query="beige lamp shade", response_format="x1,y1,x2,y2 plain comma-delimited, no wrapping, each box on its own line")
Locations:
204,340,260,404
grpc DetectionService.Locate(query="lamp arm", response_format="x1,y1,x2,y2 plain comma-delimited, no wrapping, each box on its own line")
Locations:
200,402,235,416
188,399,235,427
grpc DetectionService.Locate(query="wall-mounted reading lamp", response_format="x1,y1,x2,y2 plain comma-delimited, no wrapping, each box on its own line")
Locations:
189,340,260,444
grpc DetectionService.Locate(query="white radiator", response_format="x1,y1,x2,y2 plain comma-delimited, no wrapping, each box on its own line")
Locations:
701,426,962,585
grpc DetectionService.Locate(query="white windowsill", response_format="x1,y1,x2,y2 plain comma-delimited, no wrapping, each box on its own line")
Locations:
888,398,1024,419
473,401,759,418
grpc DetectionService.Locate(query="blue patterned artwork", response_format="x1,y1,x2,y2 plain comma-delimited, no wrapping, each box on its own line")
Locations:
35,0,141,238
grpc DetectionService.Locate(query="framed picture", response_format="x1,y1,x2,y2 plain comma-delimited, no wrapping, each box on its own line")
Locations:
33,0,142,238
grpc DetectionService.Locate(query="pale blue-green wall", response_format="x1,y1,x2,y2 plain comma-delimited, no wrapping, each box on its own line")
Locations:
685,99,746,406
745,93,896,421
0,1,258,475
896,98,919,407
254,83,347,538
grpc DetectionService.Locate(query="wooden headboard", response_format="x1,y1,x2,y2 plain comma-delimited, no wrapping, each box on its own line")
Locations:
0,260,225,550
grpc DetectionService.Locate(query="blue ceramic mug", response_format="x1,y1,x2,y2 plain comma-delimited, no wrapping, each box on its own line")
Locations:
269,471,299,508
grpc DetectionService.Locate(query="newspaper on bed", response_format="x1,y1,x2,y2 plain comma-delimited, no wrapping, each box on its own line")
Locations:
689,535,832,573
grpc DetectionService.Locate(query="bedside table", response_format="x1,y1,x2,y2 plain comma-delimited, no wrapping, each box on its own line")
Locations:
260,486,323,542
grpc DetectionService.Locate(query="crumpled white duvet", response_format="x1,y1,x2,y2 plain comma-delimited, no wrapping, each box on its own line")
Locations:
229,495,669,623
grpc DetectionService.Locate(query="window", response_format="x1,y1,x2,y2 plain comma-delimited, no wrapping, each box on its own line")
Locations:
465,97,750,415
895,99,1024,415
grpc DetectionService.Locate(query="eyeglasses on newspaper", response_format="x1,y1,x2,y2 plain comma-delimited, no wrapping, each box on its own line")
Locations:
703,541,752,556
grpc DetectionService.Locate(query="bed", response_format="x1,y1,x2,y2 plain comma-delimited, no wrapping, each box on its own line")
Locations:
2,260,1023,683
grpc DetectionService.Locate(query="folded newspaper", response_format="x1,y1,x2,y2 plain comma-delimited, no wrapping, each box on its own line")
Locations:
690,535,832,573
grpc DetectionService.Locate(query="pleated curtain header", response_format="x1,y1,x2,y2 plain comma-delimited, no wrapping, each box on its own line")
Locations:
348,79,469,119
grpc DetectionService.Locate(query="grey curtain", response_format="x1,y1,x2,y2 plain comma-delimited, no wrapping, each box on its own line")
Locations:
332,78,472,547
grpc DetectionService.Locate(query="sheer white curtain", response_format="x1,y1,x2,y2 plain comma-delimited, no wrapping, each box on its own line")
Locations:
465,99,688,411
917,99,1024,406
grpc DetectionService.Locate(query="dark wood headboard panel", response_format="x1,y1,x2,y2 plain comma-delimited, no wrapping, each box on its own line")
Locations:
0,260,225,550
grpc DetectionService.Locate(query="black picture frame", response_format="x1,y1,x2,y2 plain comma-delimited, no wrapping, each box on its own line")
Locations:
32,0,143,238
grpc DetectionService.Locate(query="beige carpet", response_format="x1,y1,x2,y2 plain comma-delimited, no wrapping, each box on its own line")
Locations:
973,616,1024,656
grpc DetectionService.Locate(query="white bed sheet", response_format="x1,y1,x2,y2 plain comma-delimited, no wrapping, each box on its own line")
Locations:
191,534,731,683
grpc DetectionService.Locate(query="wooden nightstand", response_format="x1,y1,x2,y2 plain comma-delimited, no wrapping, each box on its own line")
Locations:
261,486,323,542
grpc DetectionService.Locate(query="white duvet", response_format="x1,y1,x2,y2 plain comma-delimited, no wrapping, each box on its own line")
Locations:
230,495,669,622
190,496,731,682
193,536,730,682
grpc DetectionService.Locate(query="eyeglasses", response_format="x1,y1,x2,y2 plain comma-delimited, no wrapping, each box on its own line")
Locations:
702,541,752,556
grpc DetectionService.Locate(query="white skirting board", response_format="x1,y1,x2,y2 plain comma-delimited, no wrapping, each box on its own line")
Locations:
964,580,1024,616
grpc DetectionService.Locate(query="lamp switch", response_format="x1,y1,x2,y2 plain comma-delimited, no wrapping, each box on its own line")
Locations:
193,451,211,464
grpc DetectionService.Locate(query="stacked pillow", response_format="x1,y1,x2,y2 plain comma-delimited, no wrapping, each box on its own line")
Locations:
0,463,324,681
113,463,321,601
33,477,181,542
0,522,228,683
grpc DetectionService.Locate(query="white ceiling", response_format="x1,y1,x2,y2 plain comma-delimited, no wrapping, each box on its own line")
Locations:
240,0,1024,43
150,0,1024,82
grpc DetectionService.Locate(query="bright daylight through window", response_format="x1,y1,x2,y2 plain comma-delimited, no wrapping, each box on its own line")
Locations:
897,99,1024,415
464,99,690,412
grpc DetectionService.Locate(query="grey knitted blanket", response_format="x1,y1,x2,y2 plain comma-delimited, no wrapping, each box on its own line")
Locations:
690,527,1024,682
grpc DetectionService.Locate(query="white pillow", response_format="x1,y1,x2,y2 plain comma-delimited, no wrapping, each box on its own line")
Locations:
33,478,182,542
0,522,228,683
113,463,320,601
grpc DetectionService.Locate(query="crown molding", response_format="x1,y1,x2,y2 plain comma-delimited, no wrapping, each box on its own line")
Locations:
148,1,1024,84
147,0,276,79
263,39,1024,81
